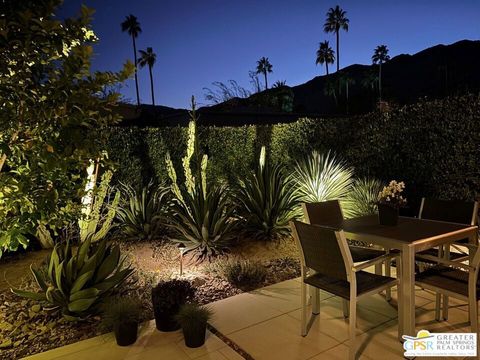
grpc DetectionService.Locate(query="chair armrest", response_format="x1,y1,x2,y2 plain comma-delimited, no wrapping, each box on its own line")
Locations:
414,254,475,271
352,252,399,272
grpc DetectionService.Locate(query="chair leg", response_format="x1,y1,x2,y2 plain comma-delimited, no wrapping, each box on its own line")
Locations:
442,295,449,320
301,281,307,336
440,245,450,320
385,250,391,301
312,287,320,315
343,299,349,318
435,293,442,321
469,297,477,334
374,263,382,275
349,298,357,360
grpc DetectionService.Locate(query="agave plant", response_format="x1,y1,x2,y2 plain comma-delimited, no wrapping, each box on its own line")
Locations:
12,237,133,320
294,150,353,205
236,147,301,240
116,181,169,240
345,177,383,218
167,183,237,259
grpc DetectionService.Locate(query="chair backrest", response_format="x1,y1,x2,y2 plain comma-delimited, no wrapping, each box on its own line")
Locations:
302,200,344,228
419,198,479,225
290,220,352,281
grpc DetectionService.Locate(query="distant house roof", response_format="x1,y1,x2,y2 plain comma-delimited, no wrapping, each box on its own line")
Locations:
115,103,329,127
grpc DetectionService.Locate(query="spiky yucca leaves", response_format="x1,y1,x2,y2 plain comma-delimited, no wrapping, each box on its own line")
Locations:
167,184,237,259
346,177,383,218
236,147,301,240
12,237,133,320
116,182,169,240
294,150,353,206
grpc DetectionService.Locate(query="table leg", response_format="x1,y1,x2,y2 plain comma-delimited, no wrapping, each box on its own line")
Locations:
401,245,416,337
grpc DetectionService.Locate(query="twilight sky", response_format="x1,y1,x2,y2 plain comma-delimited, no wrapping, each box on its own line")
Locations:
59,0,480,109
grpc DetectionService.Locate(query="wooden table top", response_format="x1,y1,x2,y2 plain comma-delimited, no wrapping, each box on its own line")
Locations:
342,215,477,245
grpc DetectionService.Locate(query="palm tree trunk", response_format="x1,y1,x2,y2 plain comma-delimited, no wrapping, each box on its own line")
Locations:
264,72,268,90
149,65,155,105
326,62,329,75
132,36,140,106
336,30,340,72
379,63,382,101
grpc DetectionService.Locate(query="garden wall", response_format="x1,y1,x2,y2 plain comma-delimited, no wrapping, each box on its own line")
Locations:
105,94,480,214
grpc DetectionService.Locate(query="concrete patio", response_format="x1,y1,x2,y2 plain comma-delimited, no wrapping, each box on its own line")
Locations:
23,271,475,360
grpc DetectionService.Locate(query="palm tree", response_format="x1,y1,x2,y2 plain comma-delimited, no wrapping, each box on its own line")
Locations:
138,47,157,105
324,5,349,72
371,45,390,100
315,40,335,75
273,80,287,88
121,14,142,106
256,57,273,90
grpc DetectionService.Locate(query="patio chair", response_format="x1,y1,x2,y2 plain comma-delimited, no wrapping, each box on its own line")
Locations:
290,220,400,360
415,198,479,320
302,201,392,304
415,243,480,339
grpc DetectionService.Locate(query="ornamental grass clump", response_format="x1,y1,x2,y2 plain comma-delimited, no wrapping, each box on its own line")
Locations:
176,303,213,348
346,177,384,217
222,259,267,291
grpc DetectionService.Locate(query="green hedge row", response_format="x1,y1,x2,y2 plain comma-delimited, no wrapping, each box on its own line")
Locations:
105,94,480,212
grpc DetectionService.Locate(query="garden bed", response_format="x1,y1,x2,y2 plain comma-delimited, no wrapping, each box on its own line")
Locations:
0,238,300,359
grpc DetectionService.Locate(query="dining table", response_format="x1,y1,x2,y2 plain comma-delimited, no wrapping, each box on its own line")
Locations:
341,214,478,338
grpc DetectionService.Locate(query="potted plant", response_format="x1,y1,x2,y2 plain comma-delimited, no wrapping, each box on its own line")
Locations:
376,180,407,226
100,297,142,346
176,303,213,348
151,279,194,331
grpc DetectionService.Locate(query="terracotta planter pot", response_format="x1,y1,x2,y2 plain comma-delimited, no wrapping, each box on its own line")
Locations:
378,204,399,226
182,321,207,348
114,322,138,346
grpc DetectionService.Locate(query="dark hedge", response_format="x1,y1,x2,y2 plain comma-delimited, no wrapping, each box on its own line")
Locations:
105,94,480,214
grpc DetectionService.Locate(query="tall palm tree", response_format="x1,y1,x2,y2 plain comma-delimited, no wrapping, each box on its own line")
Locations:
371,45,390,100
138,47,157,105
121,14,142,105
256,57,273,90
315,40,335,75
324,5,349,72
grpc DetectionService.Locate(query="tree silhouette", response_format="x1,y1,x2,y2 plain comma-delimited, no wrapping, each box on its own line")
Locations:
273,80,287,88
121,14,142,105
324,5,349,72
138,47,157,105
316,40,335,75
372,44,390,100
256,57,273,90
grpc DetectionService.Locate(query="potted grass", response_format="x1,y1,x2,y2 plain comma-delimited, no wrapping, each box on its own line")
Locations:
151,279,194,331
100,297,142,346
176,303,213,348
376,180,407,226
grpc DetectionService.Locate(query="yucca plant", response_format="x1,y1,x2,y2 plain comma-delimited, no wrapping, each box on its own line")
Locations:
346,177,384,218
165,98,237,259
167,184,237,258
236,147,301,240
116,181,169,240
12,236,134,320
294,150,353,206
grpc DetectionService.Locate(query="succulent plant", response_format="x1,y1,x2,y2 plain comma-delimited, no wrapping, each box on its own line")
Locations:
12,236,134,320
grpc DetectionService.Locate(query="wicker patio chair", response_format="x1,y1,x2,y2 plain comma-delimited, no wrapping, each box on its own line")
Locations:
415,244,480,338
415,198,479,320
302,200,392,305
290,220,400,360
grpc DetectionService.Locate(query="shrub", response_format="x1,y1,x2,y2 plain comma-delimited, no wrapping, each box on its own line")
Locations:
100,297,142,330
236,147,301,240
151,279,194,315
346,177,384,218
116,181,168,240
175,303,213,328
294,151,354,215
222,259,267,290
12,237,134,320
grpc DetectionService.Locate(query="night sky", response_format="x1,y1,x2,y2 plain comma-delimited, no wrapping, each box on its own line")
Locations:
58,0,480,109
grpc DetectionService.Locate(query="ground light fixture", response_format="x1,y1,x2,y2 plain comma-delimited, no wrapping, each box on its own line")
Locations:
178,243,186,276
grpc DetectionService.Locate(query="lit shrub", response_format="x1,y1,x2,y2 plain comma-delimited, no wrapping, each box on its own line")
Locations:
222,259,267,291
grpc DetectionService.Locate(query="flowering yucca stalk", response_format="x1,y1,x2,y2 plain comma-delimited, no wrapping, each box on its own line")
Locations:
377,180,407,209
